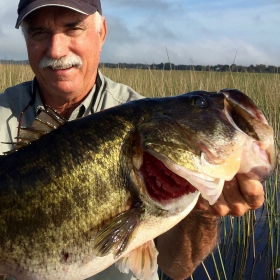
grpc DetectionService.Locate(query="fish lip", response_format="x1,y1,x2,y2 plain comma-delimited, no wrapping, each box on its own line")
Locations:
147,187,200,213
222,91,277,178
220,89,269,124
238,138,277,180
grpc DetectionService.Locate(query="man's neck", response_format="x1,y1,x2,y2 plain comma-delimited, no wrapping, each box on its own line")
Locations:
37,77,97,119
39,90,90,119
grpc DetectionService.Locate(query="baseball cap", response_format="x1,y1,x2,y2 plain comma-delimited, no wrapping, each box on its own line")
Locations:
15,0,102,28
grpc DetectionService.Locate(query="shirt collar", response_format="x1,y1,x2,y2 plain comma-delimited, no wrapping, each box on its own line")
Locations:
32,77,98,120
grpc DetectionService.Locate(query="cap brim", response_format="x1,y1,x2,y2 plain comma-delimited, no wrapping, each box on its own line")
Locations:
16,0,99,29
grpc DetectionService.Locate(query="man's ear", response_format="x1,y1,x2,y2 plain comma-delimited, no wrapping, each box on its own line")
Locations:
99,17,107,50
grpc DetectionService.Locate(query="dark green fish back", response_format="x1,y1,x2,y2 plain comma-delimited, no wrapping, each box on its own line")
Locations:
0,102,146,265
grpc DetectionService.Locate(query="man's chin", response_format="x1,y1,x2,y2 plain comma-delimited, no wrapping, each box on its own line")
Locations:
41,79,82,96
41,69,82,89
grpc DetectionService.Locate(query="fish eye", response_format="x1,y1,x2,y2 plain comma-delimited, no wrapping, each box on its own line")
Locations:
189,95,208,108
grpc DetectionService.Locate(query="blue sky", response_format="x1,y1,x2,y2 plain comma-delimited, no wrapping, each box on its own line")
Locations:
0,0,279,66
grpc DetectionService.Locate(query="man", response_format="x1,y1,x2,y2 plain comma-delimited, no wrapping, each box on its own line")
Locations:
0,0,265,279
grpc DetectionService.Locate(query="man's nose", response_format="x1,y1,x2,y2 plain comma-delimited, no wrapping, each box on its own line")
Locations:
47,33,69,58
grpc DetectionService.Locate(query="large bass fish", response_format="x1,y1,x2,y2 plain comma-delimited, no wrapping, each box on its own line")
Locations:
0,89,276,280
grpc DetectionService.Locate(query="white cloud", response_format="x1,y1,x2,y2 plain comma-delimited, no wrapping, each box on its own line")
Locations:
101,37,279,66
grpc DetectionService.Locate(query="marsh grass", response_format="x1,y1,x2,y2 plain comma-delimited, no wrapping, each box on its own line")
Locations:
1,64,279,279
0,63,33,92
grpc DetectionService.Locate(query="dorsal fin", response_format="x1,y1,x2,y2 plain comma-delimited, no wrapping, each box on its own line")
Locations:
3,105,66,155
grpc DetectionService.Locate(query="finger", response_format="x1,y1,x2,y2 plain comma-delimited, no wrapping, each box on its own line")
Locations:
195,194,235,216
212,177,250,216
195,177,245,216
195,195,213,212
235,174,264,209
195,175,264,217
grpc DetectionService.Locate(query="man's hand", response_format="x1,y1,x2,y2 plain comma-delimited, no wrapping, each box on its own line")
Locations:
195,174,264,216
157,176,264,279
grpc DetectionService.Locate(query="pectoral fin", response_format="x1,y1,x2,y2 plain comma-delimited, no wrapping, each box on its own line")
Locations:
116,240,158,280
92,204,144,258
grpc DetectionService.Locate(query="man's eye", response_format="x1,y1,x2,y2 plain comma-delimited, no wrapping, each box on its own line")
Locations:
67,28,84,36
70,27,83,31
30,31,48,39
34,31,46,35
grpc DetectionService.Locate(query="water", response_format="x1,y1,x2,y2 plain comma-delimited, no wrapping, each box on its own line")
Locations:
189,192,279,279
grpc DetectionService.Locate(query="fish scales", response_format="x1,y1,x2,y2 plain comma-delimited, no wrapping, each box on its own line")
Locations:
0,98,168,278
0,107,142,260
0,90,276,280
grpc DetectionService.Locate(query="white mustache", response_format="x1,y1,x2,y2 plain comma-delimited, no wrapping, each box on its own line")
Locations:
38,55,83,70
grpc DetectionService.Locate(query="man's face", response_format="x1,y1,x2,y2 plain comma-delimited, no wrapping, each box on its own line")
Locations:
24,7,106,99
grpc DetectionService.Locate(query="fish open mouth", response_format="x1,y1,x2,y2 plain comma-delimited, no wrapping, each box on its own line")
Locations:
141,152,197,201
139,151,224,209
133,89,276,211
